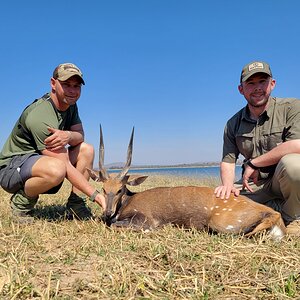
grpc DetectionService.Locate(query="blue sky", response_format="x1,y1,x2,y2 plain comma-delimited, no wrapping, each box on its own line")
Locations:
1,1,300,165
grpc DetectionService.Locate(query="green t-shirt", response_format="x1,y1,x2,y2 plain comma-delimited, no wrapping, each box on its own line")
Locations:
0,93,81,167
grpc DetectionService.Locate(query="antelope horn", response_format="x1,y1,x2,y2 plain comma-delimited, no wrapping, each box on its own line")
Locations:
118,127,134,179
99,124,109,180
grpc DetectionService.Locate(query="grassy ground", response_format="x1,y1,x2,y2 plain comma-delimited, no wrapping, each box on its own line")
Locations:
0,175,299,299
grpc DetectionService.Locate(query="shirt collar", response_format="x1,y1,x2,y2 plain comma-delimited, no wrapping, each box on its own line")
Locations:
241,97,275,123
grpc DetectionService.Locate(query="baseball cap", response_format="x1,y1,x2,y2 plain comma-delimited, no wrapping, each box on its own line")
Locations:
53,63,85,85
240,61,272,83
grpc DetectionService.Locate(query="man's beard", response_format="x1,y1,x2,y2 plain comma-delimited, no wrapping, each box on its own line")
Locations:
248,96,269,108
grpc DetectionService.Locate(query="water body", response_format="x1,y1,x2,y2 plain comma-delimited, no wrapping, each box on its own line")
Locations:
109,166,243,180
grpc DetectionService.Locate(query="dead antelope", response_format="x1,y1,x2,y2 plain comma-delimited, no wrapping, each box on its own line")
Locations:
88,127,286,240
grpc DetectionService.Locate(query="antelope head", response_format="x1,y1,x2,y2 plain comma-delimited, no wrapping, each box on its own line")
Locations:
87,126,147,223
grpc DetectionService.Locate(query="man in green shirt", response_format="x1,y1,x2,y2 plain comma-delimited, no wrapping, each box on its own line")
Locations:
215,61,300,233
0,63,106,223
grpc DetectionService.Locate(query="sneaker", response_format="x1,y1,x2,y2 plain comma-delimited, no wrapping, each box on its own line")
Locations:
10,190,38,224
66,192,93,220
286,220,300,236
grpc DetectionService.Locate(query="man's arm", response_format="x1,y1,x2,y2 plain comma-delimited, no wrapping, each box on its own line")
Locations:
68,123,84,146
214,161,239,199
249,139,300,168
45,123,84,151
243,139,300,192
215,116,242,199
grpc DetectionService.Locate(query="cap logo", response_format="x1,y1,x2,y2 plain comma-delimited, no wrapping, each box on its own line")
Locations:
248,62,264,72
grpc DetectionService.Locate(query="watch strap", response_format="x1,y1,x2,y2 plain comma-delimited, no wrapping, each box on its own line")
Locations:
90,190,100,202
246,159,259,170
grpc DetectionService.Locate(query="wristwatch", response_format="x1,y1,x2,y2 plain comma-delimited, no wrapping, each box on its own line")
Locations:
90,190,100,202
245,159,259,170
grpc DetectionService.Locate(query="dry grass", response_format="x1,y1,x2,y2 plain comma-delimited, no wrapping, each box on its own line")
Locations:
0,175,299,299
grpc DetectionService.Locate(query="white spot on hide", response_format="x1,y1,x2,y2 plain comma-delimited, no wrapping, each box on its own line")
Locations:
268,225,285,241
226,225,234,230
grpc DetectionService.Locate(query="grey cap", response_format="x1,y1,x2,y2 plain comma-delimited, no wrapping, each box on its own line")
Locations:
53,63,85,85
240,61,272,83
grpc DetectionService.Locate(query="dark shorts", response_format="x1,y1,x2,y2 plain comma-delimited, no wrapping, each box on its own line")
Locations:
0,153,63,194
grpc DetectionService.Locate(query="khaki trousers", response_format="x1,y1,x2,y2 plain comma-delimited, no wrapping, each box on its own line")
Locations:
235,153,300,223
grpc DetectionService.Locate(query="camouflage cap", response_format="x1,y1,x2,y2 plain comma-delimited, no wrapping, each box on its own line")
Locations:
53,63,85,85
240,61,272,83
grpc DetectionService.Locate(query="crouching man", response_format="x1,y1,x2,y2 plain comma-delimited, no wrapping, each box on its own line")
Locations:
214,61,300,235
0,63,105,223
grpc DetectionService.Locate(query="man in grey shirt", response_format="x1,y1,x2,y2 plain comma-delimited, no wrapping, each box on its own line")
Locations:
215,61,300,234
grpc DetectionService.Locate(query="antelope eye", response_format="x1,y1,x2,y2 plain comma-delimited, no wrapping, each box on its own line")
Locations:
116,189,122,195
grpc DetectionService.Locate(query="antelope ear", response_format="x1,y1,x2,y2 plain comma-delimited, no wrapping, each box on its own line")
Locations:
86,168,109,182
87,168,99,181
126,175,148,186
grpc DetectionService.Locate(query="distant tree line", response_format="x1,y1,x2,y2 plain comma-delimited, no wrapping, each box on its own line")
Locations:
106,159,243,170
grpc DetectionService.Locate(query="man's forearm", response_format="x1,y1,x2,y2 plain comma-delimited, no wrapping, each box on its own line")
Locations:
220,161,236,186
68,130,84,146
65,161,96,197
251,139,300,167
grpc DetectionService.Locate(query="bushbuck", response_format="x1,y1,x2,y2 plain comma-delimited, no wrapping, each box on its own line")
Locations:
88,127,286,240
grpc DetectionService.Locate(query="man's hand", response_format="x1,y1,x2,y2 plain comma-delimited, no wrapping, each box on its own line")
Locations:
242,166,259,193
45,127,71,151
94,193,106,211
214,185,240,199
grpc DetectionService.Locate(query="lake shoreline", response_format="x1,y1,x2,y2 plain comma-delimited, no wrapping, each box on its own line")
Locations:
108,164,243,171
108,165,220,171
108,165,243,180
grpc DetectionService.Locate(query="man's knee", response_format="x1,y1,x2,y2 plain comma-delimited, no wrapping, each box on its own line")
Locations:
279,154,300,184
80,142,94,157
69,142,94,165
41,158,66,185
